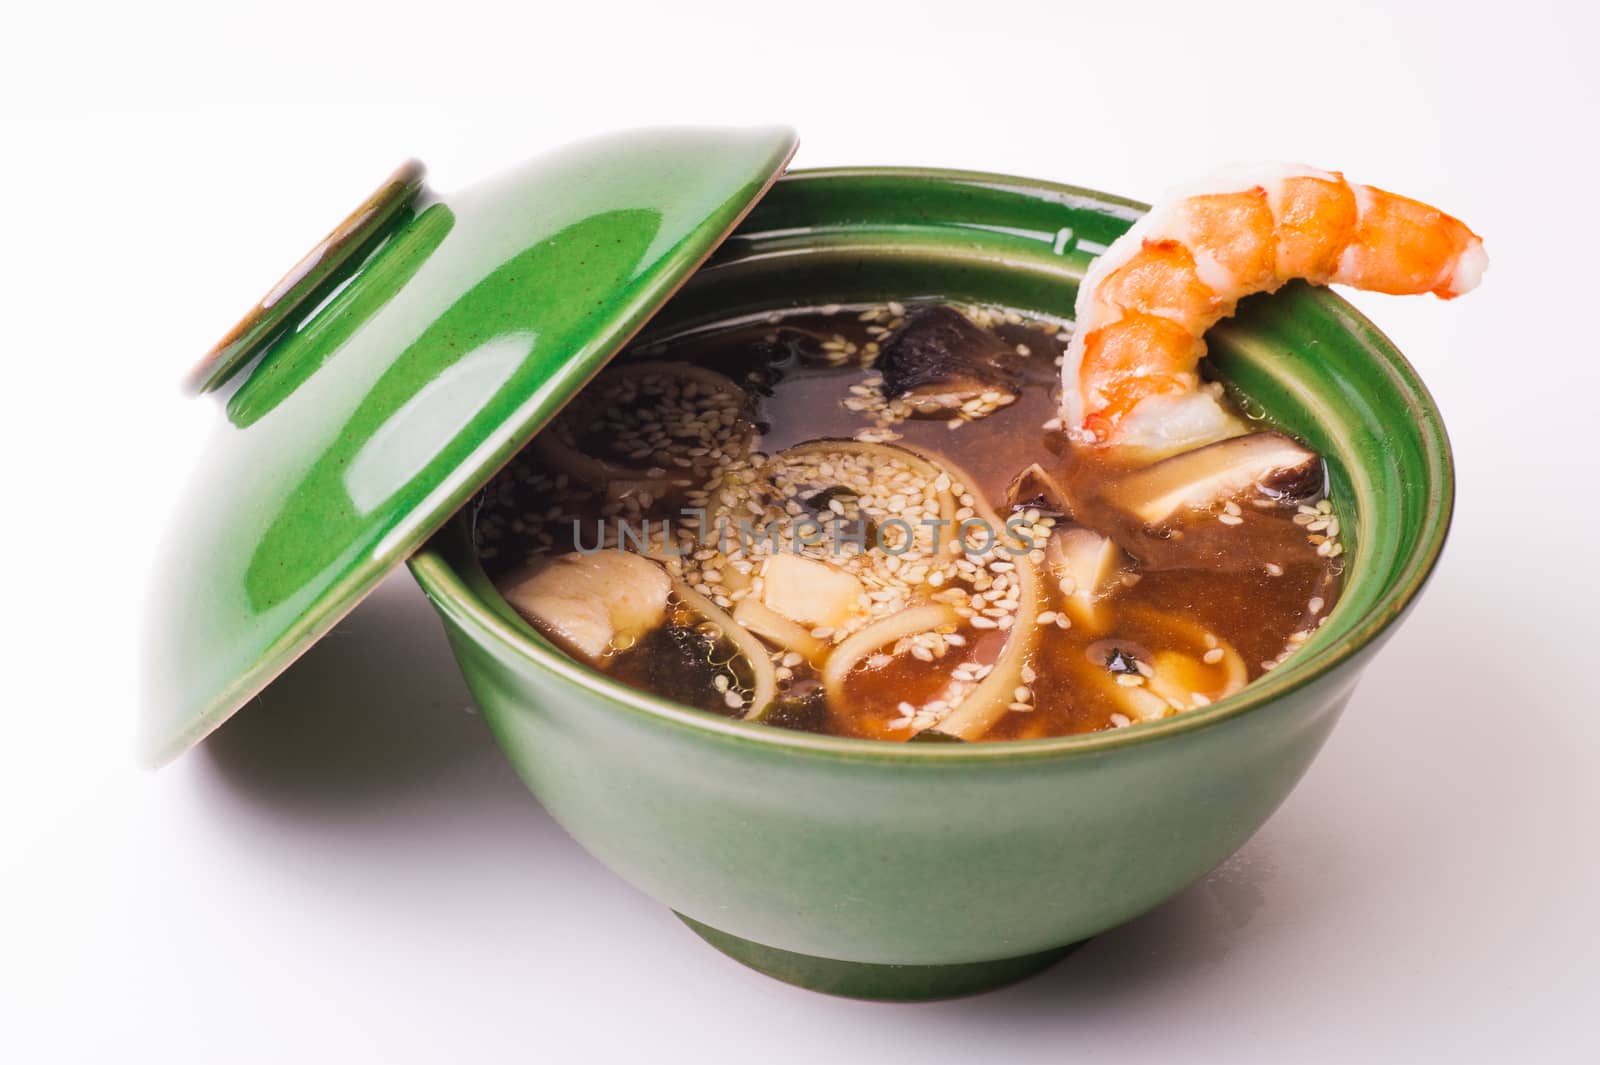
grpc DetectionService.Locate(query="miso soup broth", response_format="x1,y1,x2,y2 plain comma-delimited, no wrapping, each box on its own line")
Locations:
471,302,1345,742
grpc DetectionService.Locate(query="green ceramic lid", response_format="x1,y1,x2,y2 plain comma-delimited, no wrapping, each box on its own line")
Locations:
142,126,799,766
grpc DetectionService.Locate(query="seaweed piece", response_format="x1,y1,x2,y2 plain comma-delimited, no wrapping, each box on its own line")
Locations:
611,624,733,716
764,680,829,734
908,729,965,743
1104,647,1142,676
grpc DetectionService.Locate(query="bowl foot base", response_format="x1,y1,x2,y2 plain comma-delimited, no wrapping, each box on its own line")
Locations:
674,912,1083,1001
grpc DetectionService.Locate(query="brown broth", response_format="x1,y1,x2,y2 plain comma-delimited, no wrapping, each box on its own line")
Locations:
472,303,1344,741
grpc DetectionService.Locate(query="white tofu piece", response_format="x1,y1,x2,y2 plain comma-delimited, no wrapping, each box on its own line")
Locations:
1048,527,1127,634
760,554,864,629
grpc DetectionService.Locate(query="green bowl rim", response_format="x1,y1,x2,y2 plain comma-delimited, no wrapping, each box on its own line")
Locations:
407,165,1456,764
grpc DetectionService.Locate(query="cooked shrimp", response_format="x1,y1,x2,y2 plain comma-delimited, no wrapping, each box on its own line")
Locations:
1060,164,1486,450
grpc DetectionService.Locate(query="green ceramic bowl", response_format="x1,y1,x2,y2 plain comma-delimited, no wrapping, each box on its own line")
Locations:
408,168,1454,1000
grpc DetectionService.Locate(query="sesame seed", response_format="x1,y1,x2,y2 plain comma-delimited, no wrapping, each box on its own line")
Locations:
1203,648,1225,665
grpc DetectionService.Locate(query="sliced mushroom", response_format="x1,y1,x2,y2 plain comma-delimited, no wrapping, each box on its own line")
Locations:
1047,526,1128,634
498,551,671,663
1099,431,1323,525
1005,462,1075,518
877,306,1020,415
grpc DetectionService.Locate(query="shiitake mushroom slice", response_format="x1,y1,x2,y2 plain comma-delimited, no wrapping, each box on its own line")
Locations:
877,306,1021,415
1099,431,1323,525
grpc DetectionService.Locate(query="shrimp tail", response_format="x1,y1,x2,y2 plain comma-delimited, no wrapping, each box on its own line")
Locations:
1062,164,1485,450
1332,183,1488,299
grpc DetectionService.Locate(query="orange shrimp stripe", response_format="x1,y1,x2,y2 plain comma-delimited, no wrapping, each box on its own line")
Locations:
1078,312,1203,433
1071,168,1483,441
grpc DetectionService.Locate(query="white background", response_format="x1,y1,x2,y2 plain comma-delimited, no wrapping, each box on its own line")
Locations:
5,1,1598,1061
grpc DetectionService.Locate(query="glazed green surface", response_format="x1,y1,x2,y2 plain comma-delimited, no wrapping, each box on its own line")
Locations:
428,553,1356,965
142,127,799,765
188,161,428,395
407,167,1454,990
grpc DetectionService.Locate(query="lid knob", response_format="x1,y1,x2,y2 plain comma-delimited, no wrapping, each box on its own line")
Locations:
186,160,427,395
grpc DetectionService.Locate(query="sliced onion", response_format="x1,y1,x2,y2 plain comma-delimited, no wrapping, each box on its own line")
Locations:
822,603,961,696
900,447,1044,741
673,580,778,721
1145,648,1245,710
1104,607,1248,718
732,598,829,664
